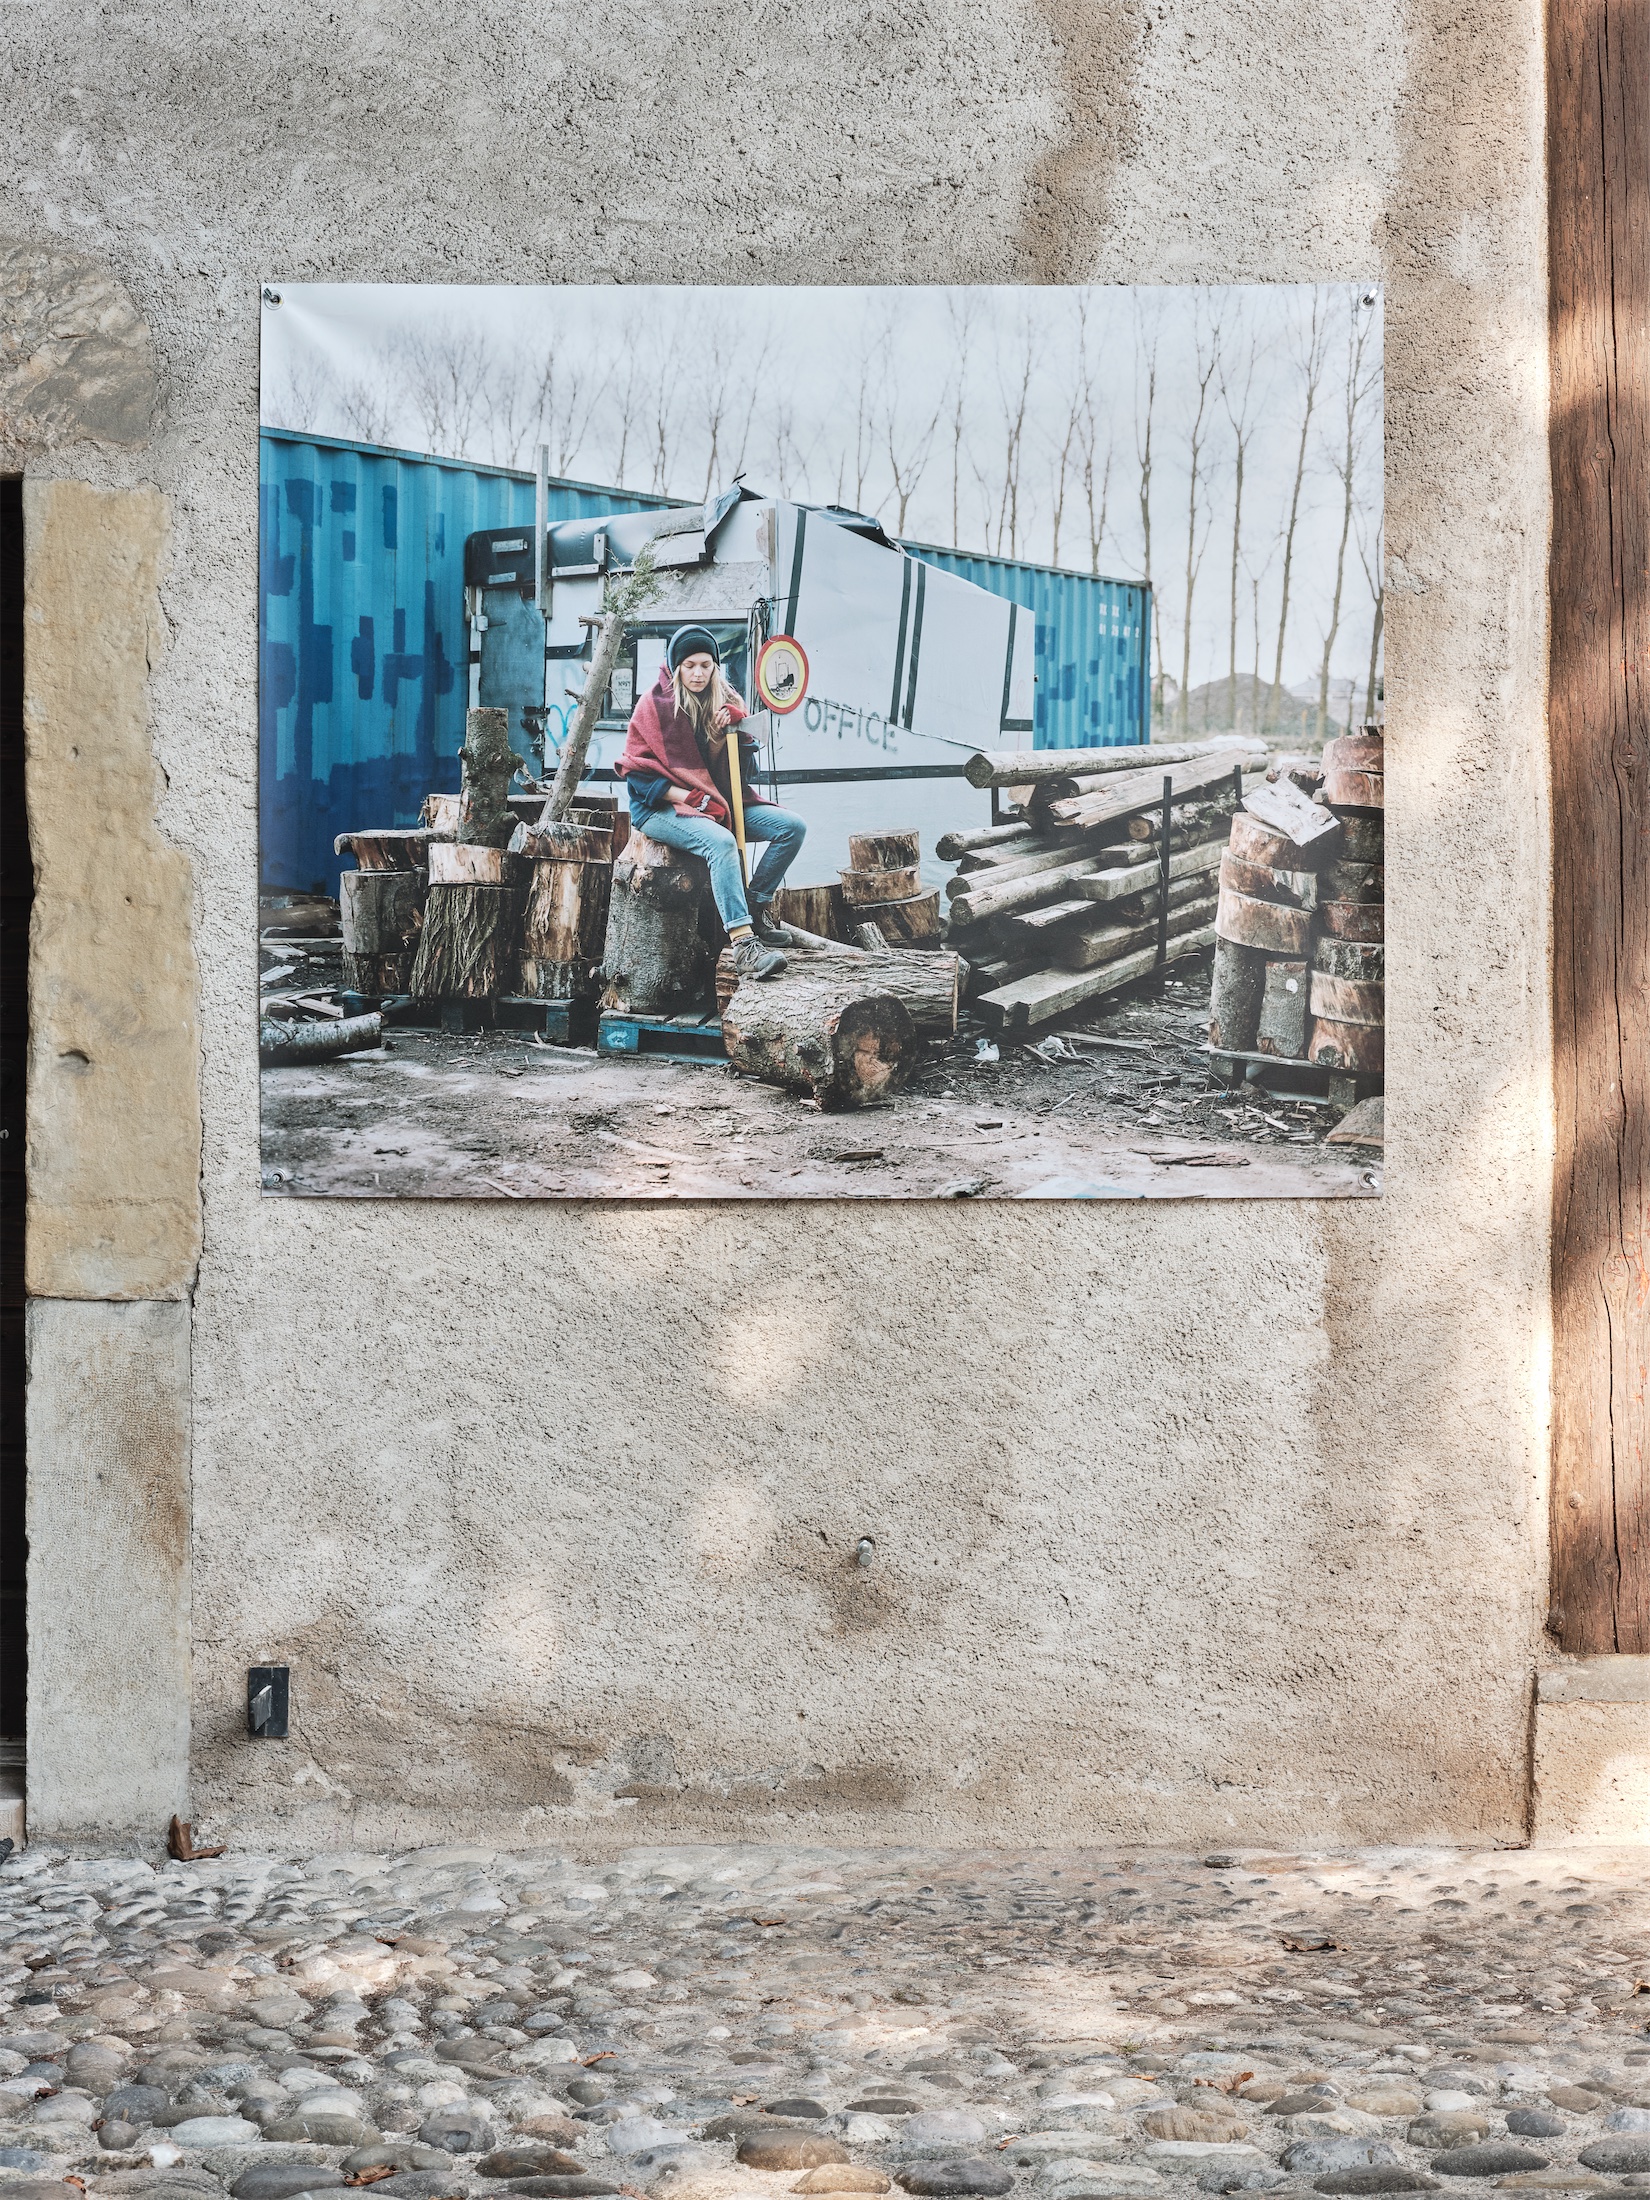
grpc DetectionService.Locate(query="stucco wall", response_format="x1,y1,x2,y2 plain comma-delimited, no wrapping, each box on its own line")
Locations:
4,0,1550,1848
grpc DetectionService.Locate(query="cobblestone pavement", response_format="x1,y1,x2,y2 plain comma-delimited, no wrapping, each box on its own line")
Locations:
2,1845,1649,2200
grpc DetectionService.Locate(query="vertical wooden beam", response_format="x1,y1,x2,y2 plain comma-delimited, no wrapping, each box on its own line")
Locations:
1550,0,1650,1649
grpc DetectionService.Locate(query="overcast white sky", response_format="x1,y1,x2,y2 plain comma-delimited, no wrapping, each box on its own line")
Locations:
262,282,1382,705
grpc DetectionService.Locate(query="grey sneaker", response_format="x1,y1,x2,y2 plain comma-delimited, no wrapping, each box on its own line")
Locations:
730,935,788,981
748,899,797,946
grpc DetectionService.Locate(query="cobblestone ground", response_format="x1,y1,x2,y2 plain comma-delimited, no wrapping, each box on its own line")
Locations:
2,1845,1649,2200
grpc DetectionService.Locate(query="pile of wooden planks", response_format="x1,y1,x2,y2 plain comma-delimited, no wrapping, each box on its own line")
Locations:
1208,727,1384,1079
944,737,1267,1032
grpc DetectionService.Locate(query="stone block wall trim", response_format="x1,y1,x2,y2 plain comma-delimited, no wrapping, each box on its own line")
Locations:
25,1298,191,1836
1533,1698,1650,1844
1539,1657,1650,1703
23,478,202,1300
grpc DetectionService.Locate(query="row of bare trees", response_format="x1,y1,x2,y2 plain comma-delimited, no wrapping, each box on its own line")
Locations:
266,286,1382,740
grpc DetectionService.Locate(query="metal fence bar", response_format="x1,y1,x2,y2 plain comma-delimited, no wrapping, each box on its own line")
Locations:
577,764,972,787
1155,772,1173,966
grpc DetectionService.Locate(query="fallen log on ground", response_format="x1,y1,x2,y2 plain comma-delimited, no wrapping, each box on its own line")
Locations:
715,942,960,1037
721,974,916,1109
259,1013,384,1066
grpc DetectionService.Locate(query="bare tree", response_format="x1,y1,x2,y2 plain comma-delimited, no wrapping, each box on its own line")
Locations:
1176,307,1222,736
1217,305,1266,734
1354,477,1385,723
395,322,497,458
1314,295,1380,741
874,321,945,536
988,308,1036,558
641,330,686,497
266,351,339,433
1132,296,1164,719
333,371,396,447
1263,291,1330,740
523,339,608,478
1068,295,1114,575
693,318,770,497
605,345,648,489
943,293,978,549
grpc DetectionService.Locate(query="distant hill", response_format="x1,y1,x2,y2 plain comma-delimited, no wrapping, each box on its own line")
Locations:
1152,672,1370,750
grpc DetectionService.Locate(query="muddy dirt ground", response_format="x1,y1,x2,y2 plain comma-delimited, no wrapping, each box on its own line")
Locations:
261,952,1380,1202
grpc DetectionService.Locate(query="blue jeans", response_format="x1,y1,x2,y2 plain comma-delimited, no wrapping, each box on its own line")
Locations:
631,802,807,931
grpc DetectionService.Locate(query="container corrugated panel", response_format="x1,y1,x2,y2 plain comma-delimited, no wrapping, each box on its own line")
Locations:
903,542,1151,751
259,429,672,894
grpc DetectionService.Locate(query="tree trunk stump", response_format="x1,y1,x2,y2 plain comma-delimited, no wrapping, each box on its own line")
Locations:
340,869,425,997
518,825,613,1001
848,829,921,871
1208,935,1267,1050
600,830,720,1014
457,707,518,847
771,883,849,940
408,882,523,1000
722,973,916,1110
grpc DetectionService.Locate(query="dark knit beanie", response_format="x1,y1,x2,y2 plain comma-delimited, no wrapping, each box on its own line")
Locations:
667,625,720,671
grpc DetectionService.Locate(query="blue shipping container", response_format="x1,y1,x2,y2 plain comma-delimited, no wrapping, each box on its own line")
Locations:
259,429,672,894
260,431,1152,894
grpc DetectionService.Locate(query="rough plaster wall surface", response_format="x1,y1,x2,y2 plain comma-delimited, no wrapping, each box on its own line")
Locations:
23,477,201,1300
24,1298,191,1834
0,0,1549,1846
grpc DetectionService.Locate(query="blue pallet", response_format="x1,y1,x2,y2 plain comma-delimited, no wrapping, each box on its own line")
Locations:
598,1011,727,1063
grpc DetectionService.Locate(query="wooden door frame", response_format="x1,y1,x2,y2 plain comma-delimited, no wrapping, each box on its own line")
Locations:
1548,0,1650,1652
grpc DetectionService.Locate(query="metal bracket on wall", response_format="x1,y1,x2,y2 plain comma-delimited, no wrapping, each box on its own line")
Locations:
247,1665,290,1739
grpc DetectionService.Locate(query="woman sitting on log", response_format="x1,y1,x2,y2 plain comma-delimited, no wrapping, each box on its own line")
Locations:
617,625,806,982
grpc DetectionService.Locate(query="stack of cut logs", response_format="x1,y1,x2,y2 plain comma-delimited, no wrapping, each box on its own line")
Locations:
941,738,1268,1032
334,709,621,1011
329,707,962,1113
1209,723,1384,1079
837,829,941,944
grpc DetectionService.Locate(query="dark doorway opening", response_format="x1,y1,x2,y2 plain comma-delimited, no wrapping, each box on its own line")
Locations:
0,479,26,1751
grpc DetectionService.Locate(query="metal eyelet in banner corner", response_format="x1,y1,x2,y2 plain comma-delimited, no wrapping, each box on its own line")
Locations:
755,633,809,714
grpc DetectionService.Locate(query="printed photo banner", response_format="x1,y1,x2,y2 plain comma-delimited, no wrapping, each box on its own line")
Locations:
258,282,1384,1200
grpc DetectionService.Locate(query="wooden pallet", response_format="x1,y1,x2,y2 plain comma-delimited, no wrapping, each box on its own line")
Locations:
597,1009,727,1063
1205,1043,1382,1107
497,995,598,1045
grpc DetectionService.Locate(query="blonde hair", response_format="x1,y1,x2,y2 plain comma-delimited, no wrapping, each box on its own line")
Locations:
672,660,731,746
